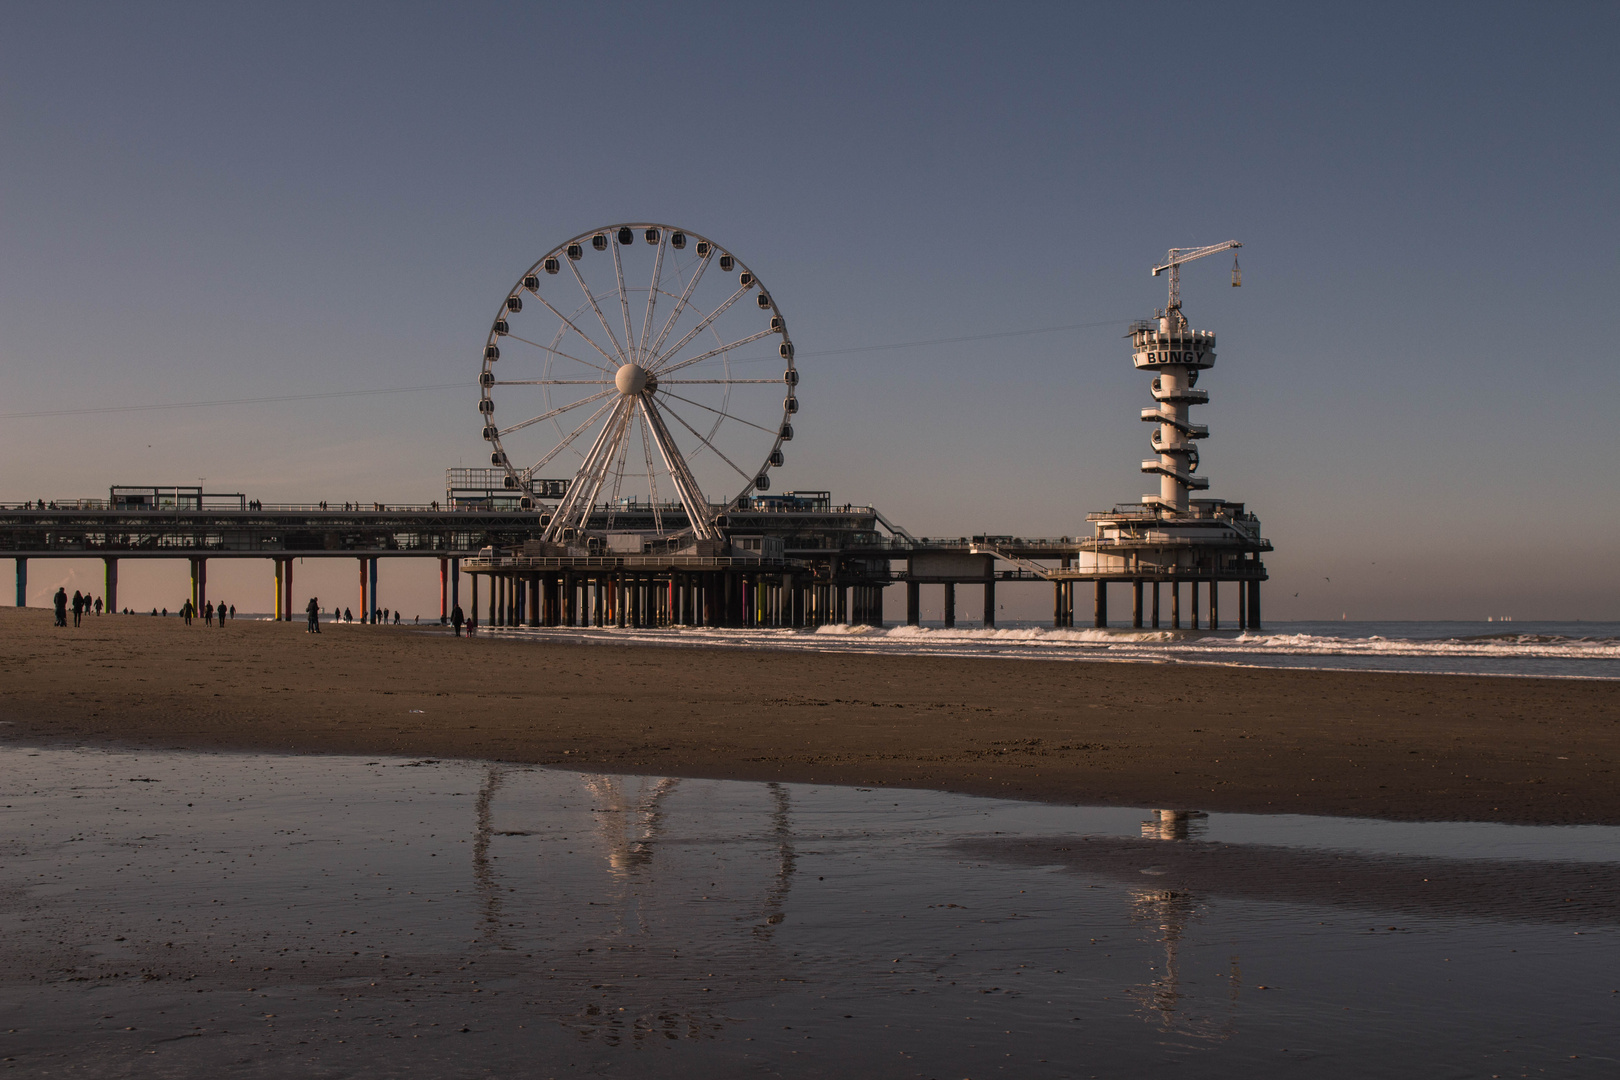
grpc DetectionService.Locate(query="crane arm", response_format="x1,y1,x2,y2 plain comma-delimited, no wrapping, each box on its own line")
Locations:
1151,240,1243,315
1152,240,1242,277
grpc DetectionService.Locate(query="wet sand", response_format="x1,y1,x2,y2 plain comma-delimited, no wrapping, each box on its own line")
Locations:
2,607,1617,824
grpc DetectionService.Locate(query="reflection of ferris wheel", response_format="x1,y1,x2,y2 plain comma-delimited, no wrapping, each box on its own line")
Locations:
479,223,797,541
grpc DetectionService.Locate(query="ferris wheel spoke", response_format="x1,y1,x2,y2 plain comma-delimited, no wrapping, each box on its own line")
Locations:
609,239,636,364
637,234,667,363
566,259,629,365
527,290,624,370
521,396,619,479
638,397,715,540
648,286,752,372
659,379,779,384
498,387,616,437
658,398,757,484
505,333,614,375
654,388,782,435
493,379,612,386
644,247,714,362
653,327,779,376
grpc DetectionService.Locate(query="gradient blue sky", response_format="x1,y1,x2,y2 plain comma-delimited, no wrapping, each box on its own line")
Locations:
3,2,1616,620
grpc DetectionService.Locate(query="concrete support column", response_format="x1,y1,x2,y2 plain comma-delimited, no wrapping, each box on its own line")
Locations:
1248,579,1261,631
450,557,461,619
1094,580,1108,628
982,577,995,628
1209,580,1219,630
1238,575,1248,630
103,557,118,615
1151,581,1160,628
274,560,284,621
15,557,27,608
368,558,379,624
191,557,207,617
1170,581,1180,629
487,569,496,628
906,581,920,626
528,576,540,627
943,582,956,629
1132,580,1143,629
282,559,293,621
1053,581,1064,628
469,574,479,633
439,558,449,624
1190,580,1200,629
358,558,368,622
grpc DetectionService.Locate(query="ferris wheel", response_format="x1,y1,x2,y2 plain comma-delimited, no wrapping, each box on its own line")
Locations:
479,223,797,541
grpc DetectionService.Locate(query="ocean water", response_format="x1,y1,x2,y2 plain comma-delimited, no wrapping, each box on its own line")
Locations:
2,745,1617,1077
478,620,1620,680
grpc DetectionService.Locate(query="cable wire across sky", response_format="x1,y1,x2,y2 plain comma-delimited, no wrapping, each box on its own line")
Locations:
0,318,1129,420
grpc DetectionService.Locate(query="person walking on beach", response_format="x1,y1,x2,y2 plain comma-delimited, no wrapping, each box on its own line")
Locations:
306,596,321,634
343,607,352,623
451,603,464,637
71,591,84,626
181,600,193,626
204,601,215,627
54,587,68,627
229,604,235,620
93,596,102,616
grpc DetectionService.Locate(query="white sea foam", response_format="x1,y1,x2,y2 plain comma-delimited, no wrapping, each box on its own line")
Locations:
481,621,1620,679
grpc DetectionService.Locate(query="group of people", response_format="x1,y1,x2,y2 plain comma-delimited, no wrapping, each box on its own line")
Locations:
53,588,104,626
302,601,410,632
175,599,233,626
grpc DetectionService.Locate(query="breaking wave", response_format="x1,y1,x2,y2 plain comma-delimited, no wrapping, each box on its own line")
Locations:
484,620,1620,679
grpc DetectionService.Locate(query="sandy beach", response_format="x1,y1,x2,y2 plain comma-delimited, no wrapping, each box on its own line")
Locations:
2,607,1615,824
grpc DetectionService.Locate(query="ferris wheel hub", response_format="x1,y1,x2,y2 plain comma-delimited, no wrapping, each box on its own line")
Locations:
614,363,651,397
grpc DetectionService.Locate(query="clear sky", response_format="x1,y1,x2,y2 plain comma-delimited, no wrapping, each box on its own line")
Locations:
3,2,1616,621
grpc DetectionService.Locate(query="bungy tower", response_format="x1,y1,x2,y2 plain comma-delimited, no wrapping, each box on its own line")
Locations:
1078,242,1273,630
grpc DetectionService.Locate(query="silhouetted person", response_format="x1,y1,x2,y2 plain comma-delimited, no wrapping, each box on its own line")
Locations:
451,604,464,637
181,600,192,625
229,604,235,620
71,590,83,627
93,596,102,616
204,601,215,626
54,587,68,627
344,607,352,623
393,611,400,625
306,596,321,634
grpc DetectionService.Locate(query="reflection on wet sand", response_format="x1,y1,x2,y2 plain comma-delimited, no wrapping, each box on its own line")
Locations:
956,824,1620,925
1126,811,1238,1039
6,749,1618,1079
472,771,800,1045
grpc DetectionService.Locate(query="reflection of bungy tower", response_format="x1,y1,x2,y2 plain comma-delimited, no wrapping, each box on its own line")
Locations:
1079,243,1273,631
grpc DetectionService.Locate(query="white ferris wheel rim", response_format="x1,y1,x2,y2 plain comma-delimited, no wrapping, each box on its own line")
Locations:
477,223,797,539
